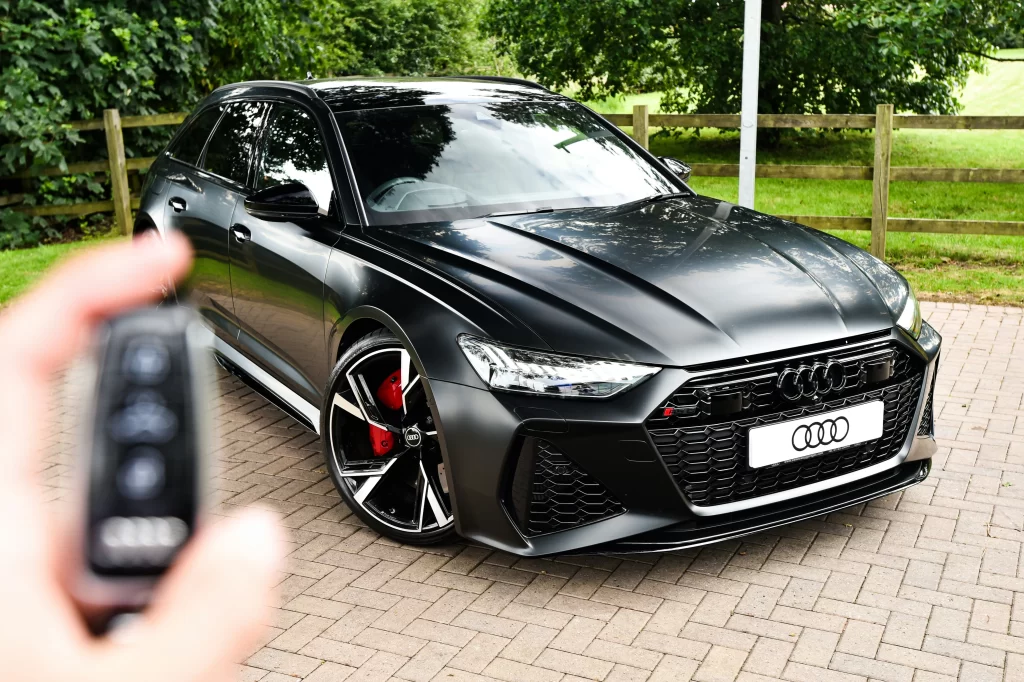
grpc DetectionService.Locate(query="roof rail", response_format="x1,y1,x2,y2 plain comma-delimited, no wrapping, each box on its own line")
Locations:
439,75,551,92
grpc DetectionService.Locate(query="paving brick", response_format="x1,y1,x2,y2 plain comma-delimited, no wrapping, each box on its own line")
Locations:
247,648,324,678
781,661,867,682
971,600,1012,633
693,645,747,682
633,631,712,660
598,608,650,645
481,657,562,682
499,623,559,664
534,647,615,680
270,614,335,652
48,307,1024,682
830,651,913,682
394,642,460,682
876,643,960,676
837,620,884,658
299,638,376,667
448,632,511,674
583,638,663,671
881,612,928,649
691,592,740,627
645,600,696,636
741,637,793,677
550,616,606,654
790,628,839,667
648,655,699,682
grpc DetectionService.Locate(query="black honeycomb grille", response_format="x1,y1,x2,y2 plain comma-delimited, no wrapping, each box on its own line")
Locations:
649,374,923,507
523,440,624,536
645,339,926,508
647,340,917,431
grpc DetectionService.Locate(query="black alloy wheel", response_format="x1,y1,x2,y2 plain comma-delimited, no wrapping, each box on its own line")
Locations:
321,330,455,544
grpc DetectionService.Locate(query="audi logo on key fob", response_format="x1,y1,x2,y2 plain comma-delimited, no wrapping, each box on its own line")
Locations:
72,306,212,632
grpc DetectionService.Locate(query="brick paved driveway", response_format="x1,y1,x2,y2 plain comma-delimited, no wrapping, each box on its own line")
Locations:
46,302,1024,682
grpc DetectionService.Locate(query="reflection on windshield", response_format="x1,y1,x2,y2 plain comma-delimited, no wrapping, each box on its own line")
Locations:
335,101,678,226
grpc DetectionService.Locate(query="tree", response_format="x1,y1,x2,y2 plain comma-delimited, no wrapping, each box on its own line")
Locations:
484,0,1024,116
0,0,502,248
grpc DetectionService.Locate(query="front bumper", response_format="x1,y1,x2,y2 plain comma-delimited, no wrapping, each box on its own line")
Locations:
429,324,940,557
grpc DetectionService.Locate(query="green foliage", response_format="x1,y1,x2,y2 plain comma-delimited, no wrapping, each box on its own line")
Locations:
485,0,1024,117
0,0,216,247
298,0,492,78
0,0,507,249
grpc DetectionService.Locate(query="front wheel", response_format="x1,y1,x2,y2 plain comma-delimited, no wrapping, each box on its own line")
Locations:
321,330,456,544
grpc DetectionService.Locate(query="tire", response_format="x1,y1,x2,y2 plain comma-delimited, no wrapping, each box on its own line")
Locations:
321,329,456,545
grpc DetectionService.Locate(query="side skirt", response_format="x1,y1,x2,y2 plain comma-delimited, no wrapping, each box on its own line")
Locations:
211,335,322,434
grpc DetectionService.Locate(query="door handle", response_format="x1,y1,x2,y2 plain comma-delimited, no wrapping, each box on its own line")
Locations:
168,197,187,213
231,225,251,243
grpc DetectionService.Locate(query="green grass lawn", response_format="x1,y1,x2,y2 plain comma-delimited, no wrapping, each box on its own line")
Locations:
585,49,1024,305
0,235,120,307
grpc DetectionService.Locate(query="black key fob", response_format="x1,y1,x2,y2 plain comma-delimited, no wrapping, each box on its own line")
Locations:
73,306,211,629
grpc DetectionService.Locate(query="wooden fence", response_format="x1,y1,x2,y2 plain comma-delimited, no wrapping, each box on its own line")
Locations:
2,105,1024,258
614,104,1024,257
1,110,186,236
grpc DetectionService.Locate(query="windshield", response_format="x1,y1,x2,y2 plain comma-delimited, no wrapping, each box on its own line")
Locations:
335,101,679,226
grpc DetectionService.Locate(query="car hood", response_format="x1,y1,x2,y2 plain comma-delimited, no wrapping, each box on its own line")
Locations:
374,195,899,367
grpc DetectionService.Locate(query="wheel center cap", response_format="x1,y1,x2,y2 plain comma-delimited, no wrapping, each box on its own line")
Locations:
403,426,423,448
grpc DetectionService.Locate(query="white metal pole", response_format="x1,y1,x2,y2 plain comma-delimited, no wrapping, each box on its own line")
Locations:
738,0,762,209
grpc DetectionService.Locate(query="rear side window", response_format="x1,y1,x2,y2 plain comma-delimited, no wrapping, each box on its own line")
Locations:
203,101,269,186
167,108,221,166
257,104,333,208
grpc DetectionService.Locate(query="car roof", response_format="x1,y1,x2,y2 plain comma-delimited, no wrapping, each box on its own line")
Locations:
207,76,569,114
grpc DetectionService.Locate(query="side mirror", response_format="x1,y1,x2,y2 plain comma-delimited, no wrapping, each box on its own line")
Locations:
660,157,691,182
244,182,321,221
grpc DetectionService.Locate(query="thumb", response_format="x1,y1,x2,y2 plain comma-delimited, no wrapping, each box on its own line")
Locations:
99,510,284,682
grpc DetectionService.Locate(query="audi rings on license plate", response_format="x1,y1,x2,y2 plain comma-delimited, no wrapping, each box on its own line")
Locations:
747,401,885,469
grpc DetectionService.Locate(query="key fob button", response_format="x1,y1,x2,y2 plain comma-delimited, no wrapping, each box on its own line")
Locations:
117,448,166,500
121,337,171,384
109,394,178,443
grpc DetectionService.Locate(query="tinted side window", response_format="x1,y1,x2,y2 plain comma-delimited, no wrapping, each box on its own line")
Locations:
203,101,269,186
257,105,333,208
167,108,221,166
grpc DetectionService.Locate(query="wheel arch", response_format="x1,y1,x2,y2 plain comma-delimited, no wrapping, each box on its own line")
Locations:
328,306,427,377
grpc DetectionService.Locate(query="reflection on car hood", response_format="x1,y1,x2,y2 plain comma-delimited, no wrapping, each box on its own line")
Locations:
375,195,897,367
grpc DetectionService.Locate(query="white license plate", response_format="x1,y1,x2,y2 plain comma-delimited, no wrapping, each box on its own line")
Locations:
748,401,884,469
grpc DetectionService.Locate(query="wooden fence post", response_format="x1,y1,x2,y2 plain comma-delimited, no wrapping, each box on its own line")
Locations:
871,103,894,259
632,104,650,150
103,108,132,236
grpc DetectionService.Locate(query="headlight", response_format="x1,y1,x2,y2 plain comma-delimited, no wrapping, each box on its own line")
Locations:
896,287,922,338
457,335,660,398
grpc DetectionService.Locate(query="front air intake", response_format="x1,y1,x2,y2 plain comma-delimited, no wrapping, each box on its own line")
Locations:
507,437,624,536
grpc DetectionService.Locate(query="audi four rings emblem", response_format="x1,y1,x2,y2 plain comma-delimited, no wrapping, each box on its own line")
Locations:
792,417,850,451
778,361,846,401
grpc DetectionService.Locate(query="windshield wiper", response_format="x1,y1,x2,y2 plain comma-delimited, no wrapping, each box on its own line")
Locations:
481,206,555,219
629,191,691,209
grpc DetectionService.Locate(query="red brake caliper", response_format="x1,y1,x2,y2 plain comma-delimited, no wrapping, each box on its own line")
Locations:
369,370,403,456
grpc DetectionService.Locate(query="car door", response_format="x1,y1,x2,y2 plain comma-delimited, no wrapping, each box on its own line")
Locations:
228,101,342,406
165,101,269,342
162,106,234,338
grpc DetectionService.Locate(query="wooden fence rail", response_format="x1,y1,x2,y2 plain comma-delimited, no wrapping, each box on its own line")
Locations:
619,105,1024,257
1,110,186,235
2,106,1024,257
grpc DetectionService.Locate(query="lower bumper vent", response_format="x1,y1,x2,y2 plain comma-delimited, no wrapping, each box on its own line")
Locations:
508,437,624,536
917,359,938,437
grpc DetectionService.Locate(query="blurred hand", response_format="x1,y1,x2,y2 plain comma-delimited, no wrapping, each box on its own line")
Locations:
0,233,283,682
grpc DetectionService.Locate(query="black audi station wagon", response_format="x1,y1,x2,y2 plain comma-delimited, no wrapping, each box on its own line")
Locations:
137,77,940,555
